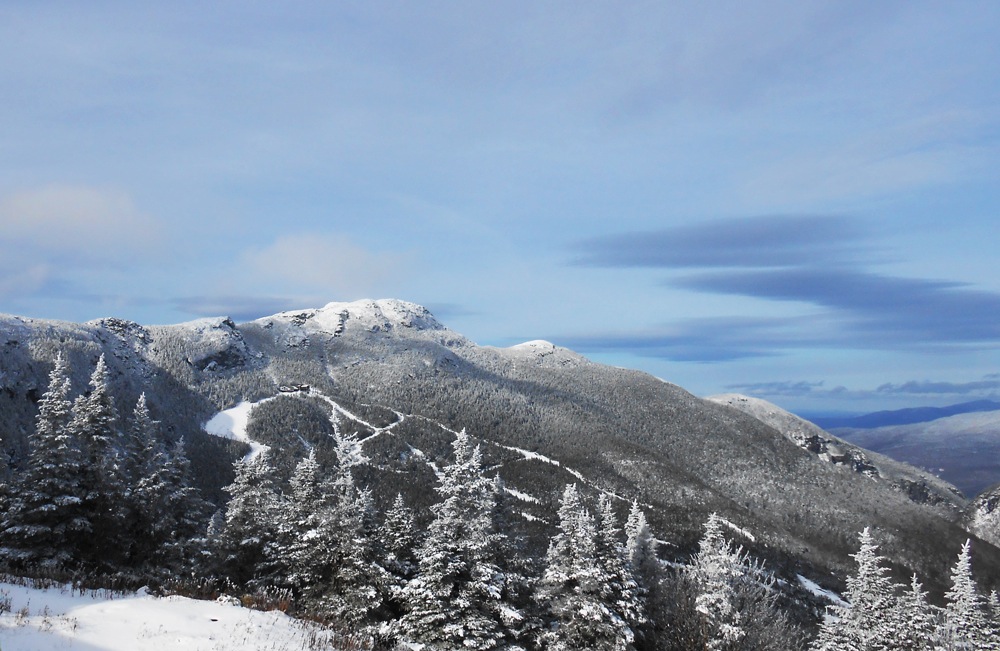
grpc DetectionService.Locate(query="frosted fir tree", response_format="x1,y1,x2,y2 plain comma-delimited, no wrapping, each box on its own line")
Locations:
625,501,656,580
382,492,418,584
688,513,746,651
986,591,1000,650
398,430,516,650
811,528,898,651
284,450,331,594
537,484,635,651
321,486,391,631
217,452,284,588
892,574,937,651
70,355,128,568
153,437,210,571
0,353,88,569
595,495,646,634
127,393,167,566
124,393,160,485
0,450,9,524
939,539,992,651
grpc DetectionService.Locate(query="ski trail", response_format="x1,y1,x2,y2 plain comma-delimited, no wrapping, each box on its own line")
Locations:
493,442,640,506
203,397,277,461
308,390,406,441
271,391,649,512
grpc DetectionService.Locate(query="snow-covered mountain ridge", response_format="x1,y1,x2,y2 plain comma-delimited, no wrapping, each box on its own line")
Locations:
707,394,962,505
1,299,998,597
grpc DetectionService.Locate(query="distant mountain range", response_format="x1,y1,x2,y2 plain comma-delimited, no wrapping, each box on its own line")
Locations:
1,299,997,598
808,400,1000,430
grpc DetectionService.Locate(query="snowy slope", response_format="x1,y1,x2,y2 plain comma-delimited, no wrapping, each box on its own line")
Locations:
203,399,273,460
707,393,963,506
0,579,343,651
834,410,1000,497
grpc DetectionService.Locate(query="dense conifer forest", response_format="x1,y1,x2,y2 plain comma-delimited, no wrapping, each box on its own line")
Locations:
2,352,999,649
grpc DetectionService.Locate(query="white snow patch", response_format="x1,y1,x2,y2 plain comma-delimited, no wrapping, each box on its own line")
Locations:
0,580,339,651
203,400,272,461
499,444,563,466
797,574,848,607
719,517,756,543
505,487,540,504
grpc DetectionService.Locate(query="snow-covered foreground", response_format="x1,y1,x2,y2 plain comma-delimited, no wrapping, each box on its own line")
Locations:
0,580,338,651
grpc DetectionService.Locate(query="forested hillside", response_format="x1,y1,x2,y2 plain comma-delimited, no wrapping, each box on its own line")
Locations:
1,300,999,649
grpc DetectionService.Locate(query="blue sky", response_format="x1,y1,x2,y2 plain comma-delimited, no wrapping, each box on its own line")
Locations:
2,1,999,415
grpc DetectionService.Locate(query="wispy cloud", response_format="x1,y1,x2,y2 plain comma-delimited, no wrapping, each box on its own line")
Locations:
675,267,1000,346
874,378,1000,396
725,374,1000,402
559,315,837,362
568,214,1000,360
171,233,411,321
0,185,162,264
572,215,869,269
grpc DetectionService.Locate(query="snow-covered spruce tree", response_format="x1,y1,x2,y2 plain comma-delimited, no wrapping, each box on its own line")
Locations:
126,393,166,567
811,528,898,651
892,574,937,651
216,452,285,588
596,495,646,635
488,472,534,643
624,501,668,648
304,428,392,632
398,429,521,650
283,449,331,596
537,484,634,651
939,539,993,651
625,501,657,588
383,492,418,585
70,355,129,569
277,435,390,632
153,438,211,572
0,353,89,569
987,591,1000,649
0,451,10,528
675,513,805,651
687,513,746,651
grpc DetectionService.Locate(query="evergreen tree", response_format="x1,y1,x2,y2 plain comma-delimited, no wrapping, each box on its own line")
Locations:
70,355,128,568
337,487,393,630
940,539,991,651
624,501,666,648
596,495,646,634
625,501,656,582
811,528,898,651
126,393,165,567
217,452,284,587
688,513,746,651
155,438,210,571
0,353,88,569
893,574,937,651
538,484,634,651
284,450,331,595
383,492,418,584
399,430,517,650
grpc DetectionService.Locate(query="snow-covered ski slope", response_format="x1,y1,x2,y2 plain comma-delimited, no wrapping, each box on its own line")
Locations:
0,579,344,651
203,388,642,513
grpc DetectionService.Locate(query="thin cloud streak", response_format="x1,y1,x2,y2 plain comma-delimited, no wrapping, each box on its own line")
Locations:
572,214,869,269
674,267,1000,345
